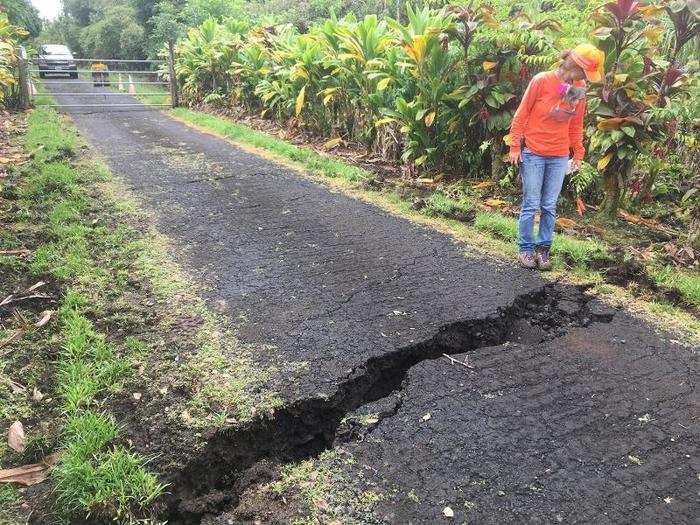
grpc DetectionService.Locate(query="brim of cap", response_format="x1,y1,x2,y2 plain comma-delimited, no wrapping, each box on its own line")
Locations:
584,69,602,82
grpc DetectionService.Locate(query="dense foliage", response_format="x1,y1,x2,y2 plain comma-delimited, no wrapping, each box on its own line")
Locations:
0,11,28,107
167,1,699,228
5,0,695,244
0,0,41,37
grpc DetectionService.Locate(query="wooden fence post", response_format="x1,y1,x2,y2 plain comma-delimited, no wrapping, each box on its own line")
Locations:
18,46,31,110
168,41,179,108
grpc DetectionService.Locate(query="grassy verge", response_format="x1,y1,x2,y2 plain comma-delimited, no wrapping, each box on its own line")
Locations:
0,108,164,521
169,107,699,340
1,107,281,521
171,108,369,182
107,72,171,106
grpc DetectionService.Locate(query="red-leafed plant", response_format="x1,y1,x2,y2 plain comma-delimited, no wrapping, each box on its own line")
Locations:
588,0,698,218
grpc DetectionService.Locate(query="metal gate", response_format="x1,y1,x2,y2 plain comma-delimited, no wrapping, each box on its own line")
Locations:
17,43,179,111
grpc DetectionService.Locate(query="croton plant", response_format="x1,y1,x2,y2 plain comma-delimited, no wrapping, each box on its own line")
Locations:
588,0,699,217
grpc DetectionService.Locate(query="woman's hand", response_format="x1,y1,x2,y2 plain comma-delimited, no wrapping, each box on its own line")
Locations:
570,159,582,172
508,150,522,165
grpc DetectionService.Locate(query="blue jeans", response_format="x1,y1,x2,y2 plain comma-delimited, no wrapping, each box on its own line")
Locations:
517,148,568,253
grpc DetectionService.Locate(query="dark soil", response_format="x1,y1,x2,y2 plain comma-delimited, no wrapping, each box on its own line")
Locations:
43,83,700,525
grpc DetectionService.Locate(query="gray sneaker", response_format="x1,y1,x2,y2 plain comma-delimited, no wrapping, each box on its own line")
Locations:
518,251,537,269
535,248,552,271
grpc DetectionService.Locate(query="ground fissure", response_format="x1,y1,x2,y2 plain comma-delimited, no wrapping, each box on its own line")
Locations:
166,282,615,523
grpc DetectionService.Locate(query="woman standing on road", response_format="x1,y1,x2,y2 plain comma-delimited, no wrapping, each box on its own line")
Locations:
508,43,604,270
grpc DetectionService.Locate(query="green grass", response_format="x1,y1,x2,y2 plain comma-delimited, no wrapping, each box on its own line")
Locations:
13,107,165,521
172,108,370,183
650,266,700,309
0,484,19,519
423,190,475,219
473,211,607,269
474,211,518,242
53,412,163,518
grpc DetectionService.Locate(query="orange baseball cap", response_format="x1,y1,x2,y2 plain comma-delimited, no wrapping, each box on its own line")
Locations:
570,43,605,82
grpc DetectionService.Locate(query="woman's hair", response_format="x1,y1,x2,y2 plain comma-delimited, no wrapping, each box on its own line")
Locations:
559,49,584,74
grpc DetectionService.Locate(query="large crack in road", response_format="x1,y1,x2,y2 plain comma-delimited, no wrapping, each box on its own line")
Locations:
166,283,616,522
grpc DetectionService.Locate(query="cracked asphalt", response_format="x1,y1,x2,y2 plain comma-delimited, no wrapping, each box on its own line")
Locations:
337,308,697,524
46,81,698,524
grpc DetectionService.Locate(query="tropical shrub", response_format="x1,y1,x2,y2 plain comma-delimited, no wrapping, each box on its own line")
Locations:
0,12,28,108
171,1,699,225
587,0,699,217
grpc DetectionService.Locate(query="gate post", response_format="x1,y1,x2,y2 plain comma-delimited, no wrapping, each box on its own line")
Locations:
18,46,31,110
167,41,179,108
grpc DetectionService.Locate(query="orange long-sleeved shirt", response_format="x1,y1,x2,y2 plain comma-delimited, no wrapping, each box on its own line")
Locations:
509,71,586,160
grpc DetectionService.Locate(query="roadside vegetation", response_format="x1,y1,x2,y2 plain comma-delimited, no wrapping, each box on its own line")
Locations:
1,106,281,522
0,2,697,521
5,1,697,315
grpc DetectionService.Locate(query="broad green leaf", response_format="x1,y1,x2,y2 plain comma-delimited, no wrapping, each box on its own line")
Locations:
374,117,396,127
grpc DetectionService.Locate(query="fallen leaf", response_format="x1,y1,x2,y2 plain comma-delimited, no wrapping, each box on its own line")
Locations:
8,421,26,453
0,249,31,257
575,197,586,217
7,379,25,394
443,506,454,518
32,388,44,402
628,455,642,465
555,217,577,230
35,310,55,328
0,453,59,486
314,499,330,511
484,198,507,208
322,137,342,150
25,281,47,293
473,181,495,190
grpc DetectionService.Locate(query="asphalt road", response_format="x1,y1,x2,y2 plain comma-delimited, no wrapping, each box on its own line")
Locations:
45,80,698,524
